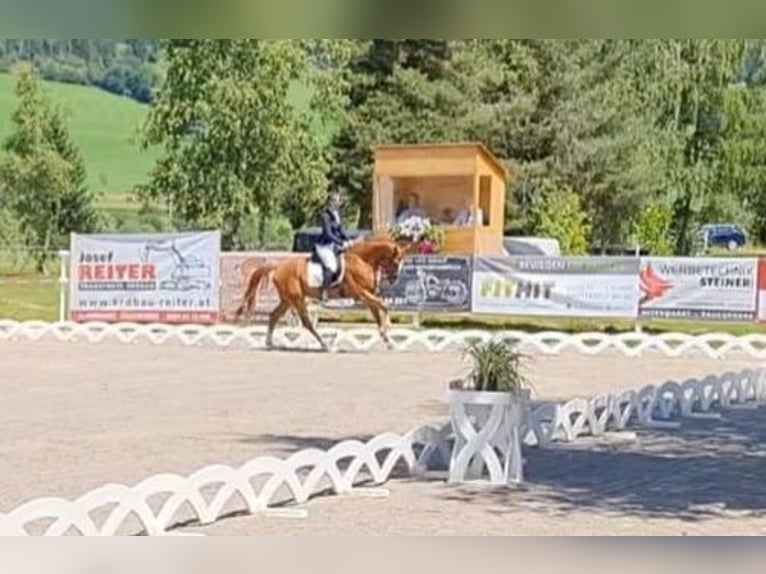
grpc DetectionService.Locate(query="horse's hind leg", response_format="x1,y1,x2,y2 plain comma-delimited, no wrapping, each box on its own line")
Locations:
266,300,289,349
294,300,328,351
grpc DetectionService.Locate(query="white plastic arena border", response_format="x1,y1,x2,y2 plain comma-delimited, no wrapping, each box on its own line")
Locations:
4,319,766,358
522,366,766,444
0,429,433,536
2,366,764,536
417,367,766,479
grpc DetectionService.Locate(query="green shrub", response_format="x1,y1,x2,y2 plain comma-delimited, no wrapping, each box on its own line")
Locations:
633,202,674,255
531,181,591,255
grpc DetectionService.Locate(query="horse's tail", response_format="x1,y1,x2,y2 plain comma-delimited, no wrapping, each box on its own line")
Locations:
234,264,276,322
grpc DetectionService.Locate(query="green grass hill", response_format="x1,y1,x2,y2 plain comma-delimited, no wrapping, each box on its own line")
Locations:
0,72,159,211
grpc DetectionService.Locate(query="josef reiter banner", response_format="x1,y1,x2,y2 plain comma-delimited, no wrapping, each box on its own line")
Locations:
69,231,221,324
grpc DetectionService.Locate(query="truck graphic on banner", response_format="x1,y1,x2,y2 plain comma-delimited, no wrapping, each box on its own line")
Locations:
140,239,213,291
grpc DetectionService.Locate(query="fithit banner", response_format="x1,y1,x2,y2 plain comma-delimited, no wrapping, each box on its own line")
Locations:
471,256,640,318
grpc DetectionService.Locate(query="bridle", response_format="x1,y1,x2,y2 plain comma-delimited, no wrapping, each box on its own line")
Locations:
379,246,404,285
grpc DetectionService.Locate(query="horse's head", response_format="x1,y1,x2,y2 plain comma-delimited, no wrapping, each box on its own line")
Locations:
380,242,406,285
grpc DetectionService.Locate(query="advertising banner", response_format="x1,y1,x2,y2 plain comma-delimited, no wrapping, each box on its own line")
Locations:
639,257,758,321
69,231,221,323
219,251,303,322
757,259,766,322
324,255,473,313
471,256,640,318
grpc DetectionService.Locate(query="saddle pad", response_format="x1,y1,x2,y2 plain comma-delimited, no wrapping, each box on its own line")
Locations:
306,255,345,289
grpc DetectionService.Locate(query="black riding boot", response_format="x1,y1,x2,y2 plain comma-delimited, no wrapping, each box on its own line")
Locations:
320,268,332,301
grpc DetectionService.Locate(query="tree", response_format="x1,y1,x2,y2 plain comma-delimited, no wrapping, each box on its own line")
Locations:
329,40,477,227
44,95,100,237
633,201,674,256
530,180,591,255
633,40,748,253
461,39,574,234
0,39,162,103
0,63,98,272
716,83,766,242
464,40,756,252
462,40,668,247
554,41,669,248
136,40,342,249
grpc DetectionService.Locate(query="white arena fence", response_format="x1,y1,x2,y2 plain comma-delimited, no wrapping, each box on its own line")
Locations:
2,364,763,536
4,319,766,359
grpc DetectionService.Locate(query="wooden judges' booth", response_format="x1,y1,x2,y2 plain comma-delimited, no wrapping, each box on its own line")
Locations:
371,142,512,256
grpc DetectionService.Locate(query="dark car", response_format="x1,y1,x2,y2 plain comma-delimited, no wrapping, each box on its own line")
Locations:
291,227,372,253
698,223,748,251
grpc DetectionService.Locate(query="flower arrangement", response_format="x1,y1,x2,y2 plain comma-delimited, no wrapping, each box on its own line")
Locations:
389,215,445,254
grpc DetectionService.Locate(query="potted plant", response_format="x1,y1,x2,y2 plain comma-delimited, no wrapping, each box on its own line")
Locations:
445,339,532,486
450,339,530,395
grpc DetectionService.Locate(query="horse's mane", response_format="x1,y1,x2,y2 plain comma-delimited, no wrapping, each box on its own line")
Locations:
346,236,404,266
350,237,397,253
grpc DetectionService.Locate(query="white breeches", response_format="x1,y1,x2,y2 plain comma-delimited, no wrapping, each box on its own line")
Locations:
315,245,338,273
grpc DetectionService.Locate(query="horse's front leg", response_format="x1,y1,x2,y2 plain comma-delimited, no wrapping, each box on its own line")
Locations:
353,288,393,349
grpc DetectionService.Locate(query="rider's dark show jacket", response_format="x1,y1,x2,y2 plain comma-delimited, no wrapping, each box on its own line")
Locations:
318,206,349,250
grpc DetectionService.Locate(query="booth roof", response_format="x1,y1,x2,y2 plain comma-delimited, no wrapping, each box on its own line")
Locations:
373,141,510,182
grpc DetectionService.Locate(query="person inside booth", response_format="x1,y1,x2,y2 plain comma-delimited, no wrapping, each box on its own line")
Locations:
453,198,483,226
396,191,427,223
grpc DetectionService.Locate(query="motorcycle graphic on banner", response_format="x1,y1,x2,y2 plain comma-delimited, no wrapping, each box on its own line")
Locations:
323,255,473,313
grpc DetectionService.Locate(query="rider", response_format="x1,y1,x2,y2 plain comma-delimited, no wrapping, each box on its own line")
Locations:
315,186,353,301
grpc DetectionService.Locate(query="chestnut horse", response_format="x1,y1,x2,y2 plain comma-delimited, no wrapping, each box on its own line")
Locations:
234,238,407,350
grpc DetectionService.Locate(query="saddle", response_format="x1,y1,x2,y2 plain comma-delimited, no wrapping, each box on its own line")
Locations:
308,249,346,289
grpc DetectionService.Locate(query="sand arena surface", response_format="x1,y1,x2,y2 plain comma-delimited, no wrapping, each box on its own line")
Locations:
1,338,764,535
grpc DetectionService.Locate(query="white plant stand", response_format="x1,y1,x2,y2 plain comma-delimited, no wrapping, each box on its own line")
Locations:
445,389,530,486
